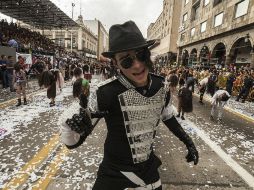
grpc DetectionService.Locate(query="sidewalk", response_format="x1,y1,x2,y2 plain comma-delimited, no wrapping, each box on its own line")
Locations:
0,78,40,103
193,90,254,123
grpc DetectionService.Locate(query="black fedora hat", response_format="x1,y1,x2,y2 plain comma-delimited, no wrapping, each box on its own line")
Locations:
102,21,155,58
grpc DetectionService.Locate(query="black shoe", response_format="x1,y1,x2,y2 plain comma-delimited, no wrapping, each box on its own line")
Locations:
210,115,214,121
199,100,204,105
235,99,239,102
241,100,245,103
181,115,185,120
16,99,22,107
49,102,55,107
23,98,27,105
176,113,180,117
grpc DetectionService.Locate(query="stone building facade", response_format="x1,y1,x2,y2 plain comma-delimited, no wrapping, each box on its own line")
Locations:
55,15,98,59
23,15,98,60
147,0,182,65
178,0,254,68
83,19,109,60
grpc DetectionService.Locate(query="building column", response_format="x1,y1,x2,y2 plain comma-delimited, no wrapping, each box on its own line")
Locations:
251,52,254,69
78,28,82,51
52,31,56,43
177,48,182,65
65,31,68,48
225,54,232,66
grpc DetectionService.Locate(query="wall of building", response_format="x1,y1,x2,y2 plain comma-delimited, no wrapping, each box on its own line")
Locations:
83,20,98,36
84,19,109,59
178,0,254,67
179,0,254,46
147,0,182,63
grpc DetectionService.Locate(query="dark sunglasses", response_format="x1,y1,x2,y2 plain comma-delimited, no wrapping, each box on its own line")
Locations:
119,49,148,69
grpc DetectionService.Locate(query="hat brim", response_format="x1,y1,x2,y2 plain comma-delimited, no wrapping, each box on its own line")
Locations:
102,39,155,58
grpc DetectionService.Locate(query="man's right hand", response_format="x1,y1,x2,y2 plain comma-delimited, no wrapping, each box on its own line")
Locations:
66,108,93,136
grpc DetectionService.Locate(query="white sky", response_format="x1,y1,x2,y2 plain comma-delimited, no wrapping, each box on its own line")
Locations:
50,0,163,38
0,0,163,37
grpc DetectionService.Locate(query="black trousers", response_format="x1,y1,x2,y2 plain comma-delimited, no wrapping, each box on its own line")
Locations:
237,87,250,100
93,165,162,190
199,86,206,102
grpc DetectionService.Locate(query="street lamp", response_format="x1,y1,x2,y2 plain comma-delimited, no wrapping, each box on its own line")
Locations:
71,2,75,53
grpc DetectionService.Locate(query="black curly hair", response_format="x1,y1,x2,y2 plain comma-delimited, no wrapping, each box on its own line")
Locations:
14,62,21,72
221,93,230,101
73,67,83,78
73,78,83,98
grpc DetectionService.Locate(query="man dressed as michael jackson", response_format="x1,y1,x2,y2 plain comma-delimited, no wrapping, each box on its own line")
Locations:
61,21,199,190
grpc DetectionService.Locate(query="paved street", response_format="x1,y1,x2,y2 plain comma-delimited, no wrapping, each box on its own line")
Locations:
1,0,254,189
0,75,253,190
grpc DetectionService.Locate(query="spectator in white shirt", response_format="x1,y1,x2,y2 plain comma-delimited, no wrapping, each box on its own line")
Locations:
210,90,230,122
198,76,209,104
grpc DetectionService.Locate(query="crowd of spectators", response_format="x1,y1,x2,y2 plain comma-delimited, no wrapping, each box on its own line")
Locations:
0,19,94,91
157,64,254,102
0,19,55,54
1,19,253,104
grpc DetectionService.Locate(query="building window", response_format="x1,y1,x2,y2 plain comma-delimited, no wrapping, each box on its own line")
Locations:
204,0,209,6
200,21,207,33
185,0,189,5
213,0,223,7
191,27,195,37
192,5,200,21
180,33,186,41
183,13,188,23
235,0,249,18
214,12,223,27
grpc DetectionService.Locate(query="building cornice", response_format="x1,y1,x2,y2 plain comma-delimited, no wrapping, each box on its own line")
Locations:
179,23,254,49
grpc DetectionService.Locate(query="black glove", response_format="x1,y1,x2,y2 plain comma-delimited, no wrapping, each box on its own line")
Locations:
163,117,199,165
185,142,199,165
66,108,93,136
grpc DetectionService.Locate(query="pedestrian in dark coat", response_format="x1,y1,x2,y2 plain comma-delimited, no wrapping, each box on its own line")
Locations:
176,85,193,120
207,71,217,97
226,73,236,95
39,69,59,107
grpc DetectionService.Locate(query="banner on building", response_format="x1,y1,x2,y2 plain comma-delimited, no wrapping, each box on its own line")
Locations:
16,53,32,65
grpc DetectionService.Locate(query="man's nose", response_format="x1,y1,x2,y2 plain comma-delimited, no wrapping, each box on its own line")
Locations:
131,57,143,68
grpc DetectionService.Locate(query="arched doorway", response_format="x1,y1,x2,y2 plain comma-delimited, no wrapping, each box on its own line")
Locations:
181,49,189,66
199,46,210,69
211,43,226,68
189,48,198,67
229,37,252,68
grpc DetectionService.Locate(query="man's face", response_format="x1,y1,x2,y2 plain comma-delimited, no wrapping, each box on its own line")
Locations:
115,49,149,87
